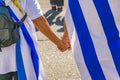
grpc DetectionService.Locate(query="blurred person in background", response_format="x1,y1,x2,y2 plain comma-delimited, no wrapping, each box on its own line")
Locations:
62,0,120,80
50,0,64,11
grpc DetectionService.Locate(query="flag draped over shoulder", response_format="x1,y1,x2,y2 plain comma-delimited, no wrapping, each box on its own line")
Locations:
65,0,120,80
7,6,39,80
6,2,40,80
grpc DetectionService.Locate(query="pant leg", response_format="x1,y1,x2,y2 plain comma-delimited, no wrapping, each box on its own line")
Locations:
0,72,12,80
0,72,18,80
50,0,56,5
56,0,64,6
12,72,18,80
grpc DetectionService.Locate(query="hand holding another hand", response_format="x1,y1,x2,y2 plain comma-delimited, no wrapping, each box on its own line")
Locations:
57,39,68,52
61,34,71,50
57,34,71,52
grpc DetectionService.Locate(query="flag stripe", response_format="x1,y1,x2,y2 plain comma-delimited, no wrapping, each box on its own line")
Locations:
21,23,39,79
65,7,92,79
7,6,39,80
93,0,120,76
69,0,106,79
16,39,27,80
7,6,27,80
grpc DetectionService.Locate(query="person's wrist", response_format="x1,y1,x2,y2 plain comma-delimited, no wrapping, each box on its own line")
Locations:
63,32,68,37
56,38,63,47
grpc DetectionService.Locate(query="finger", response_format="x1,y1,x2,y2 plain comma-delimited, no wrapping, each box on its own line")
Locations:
57,46,65,52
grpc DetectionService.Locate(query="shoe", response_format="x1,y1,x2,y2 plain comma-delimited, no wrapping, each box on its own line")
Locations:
52,6,56,10
57,7,63,11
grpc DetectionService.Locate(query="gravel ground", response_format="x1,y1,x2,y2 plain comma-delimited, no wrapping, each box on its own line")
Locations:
37,0,81,80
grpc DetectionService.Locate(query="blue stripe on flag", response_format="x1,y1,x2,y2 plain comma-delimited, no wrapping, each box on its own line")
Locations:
21,23,39,79
93,0,120,76
7,6,39,79
0,1,2,6
69,0,106,79
16,39,27,80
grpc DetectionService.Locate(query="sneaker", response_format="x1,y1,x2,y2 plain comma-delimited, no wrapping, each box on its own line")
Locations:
57,7,63,11
52,6,56,10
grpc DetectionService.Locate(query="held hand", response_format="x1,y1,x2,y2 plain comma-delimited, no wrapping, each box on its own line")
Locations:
57,34,71,52
57,39,68,52
61,34,71,50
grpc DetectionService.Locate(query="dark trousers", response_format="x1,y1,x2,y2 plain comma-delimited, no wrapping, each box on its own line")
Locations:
50,0,64,6
0,72,18,80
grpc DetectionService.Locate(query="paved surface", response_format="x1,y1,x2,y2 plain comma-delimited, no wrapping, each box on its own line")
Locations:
37,0,81,80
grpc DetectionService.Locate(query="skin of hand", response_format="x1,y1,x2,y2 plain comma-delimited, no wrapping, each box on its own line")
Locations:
32,16,68,52
62,22,71,50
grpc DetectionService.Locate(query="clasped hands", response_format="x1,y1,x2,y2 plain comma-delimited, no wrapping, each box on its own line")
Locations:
57,34,71,52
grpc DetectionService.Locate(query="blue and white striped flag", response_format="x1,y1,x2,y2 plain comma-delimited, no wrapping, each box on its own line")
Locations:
7,6,39,80
65,0,120,80
6,2,43,80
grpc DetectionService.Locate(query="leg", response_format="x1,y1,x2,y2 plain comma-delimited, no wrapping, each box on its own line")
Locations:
50,0,57,10
0,72,18,80
56,0,64,11
0,72,12,80
56,0,64,6
12,72,18,80
50,0,56,5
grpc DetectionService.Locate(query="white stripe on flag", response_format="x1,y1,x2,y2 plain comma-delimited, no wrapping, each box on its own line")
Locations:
108,0,120,37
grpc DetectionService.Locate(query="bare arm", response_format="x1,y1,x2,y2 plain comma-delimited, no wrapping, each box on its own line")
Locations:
62,21,71,50
32,16,68,51
63,22,68,37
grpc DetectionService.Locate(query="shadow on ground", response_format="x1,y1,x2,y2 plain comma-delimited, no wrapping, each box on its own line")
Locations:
44,9,64,26
36,9,64,32
44,9,64,32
